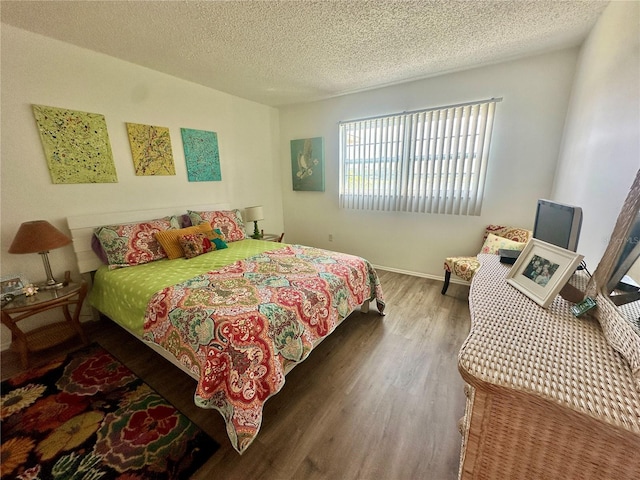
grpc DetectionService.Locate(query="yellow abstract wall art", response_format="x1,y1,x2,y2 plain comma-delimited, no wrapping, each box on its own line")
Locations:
126,123,176,176
32,104,118,184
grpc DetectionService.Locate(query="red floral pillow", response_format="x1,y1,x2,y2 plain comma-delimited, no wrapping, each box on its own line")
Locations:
94,216,180,267
187,209,246,242
178,233,214,259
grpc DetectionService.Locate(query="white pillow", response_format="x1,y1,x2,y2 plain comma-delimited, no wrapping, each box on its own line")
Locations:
480,233,526,254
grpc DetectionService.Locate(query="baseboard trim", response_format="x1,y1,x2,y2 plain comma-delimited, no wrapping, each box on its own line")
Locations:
372,264,471,285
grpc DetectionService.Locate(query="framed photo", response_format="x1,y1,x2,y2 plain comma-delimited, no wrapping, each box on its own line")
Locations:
291,137,324,191
506,239,584,308
1,274,29,298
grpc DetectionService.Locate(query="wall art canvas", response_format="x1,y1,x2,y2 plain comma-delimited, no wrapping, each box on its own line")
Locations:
126,123,176,176
32,105,118,184
181,128,221,182
291,137,324,191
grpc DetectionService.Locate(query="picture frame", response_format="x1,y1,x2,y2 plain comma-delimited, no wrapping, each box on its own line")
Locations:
506,239,584,308
1,274,29,298
291,137,324,192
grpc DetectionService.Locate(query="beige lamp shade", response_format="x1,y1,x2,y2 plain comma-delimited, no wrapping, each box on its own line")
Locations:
244,206,264,223
9,220,72,254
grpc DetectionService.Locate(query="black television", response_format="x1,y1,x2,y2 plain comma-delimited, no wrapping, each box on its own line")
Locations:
533,199,583,252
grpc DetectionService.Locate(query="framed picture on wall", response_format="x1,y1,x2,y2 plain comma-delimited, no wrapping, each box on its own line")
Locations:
32,104,118,184
506,239,584,308
291,137,324,191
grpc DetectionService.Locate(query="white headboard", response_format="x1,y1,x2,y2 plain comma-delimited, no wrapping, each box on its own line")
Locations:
67,203,231,274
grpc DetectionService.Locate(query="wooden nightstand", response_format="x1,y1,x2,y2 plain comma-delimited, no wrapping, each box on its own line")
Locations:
261,232,285,242
1,276,89,368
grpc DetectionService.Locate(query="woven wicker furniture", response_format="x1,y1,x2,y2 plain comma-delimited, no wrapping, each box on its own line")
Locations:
458,254,640,479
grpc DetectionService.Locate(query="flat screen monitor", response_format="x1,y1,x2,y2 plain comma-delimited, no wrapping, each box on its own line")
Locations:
533,199,583,252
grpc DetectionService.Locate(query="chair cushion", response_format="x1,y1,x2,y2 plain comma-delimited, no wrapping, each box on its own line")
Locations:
444,225,531,283
444,256,480,281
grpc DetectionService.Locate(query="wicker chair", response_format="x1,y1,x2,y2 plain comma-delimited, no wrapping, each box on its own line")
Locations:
441,225,532,294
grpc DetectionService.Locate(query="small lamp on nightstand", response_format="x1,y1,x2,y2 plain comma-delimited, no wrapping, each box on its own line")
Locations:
8,220,72,290
244,206,264,239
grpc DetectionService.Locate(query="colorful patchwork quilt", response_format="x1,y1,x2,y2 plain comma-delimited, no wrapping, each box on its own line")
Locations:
142,245,385,453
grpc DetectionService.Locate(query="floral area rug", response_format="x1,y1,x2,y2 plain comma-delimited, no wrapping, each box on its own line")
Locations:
0,344,219,479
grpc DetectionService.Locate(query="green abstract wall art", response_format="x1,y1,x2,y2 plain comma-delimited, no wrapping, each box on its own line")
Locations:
291,137,324,191
32,104,118,184
181,128,221,182
126,123,176,176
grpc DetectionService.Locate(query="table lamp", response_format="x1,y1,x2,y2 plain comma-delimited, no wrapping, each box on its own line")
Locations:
8,220,72,290
244,206,264,239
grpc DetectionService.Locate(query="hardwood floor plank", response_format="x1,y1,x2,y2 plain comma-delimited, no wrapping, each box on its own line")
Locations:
1,270,471,479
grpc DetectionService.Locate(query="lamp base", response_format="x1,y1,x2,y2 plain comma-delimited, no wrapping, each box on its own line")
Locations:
37,281,64,290
37,251,64,290
252,221,262,239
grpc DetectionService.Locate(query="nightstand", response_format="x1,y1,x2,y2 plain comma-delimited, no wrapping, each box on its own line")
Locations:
1,275,89,368
261,232,285,242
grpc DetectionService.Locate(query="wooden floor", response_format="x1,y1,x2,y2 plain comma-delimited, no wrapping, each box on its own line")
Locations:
1,270,471,480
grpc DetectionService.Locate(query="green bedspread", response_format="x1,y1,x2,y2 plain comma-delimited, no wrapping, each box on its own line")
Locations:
89,239,288,335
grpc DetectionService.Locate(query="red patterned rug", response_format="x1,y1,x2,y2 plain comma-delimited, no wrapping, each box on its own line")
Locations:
0,344,219,479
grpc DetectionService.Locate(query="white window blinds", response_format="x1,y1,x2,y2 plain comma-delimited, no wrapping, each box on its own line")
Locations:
338,98,500,215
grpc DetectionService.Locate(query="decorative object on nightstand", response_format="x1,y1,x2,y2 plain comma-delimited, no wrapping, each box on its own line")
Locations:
22,284,39,297
244,205,264,239
1,271,88,368
1,273,30,299
8,220,72,290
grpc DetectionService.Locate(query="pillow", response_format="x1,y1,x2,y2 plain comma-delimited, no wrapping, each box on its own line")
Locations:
179,233,214,259
179,213,192,228
94,216,180,266
484,225,532,243
480,233,527,255
91,234,109,264
155,223,216,259
207,228,228,251
188,209,246,242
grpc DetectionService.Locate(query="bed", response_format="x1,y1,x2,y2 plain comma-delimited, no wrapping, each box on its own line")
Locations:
67,204,385,453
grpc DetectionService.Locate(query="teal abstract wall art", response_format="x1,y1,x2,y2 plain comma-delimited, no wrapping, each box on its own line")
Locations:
291,137,324,191
180,128,221,182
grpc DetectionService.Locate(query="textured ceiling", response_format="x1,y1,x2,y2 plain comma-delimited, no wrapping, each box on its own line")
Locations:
1,0,608,106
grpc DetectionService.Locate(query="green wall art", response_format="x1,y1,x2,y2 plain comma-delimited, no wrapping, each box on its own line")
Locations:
32,104,118,184
126,123,176,176
291,137,324,191
181,128,221,182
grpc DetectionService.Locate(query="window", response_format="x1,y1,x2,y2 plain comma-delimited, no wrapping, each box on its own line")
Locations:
338,98,500,215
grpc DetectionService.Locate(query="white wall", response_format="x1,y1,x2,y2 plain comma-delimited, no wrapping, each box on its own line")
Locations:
0,25,283,348
552,0,640,268
4,1,635,352
279,49,579,278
